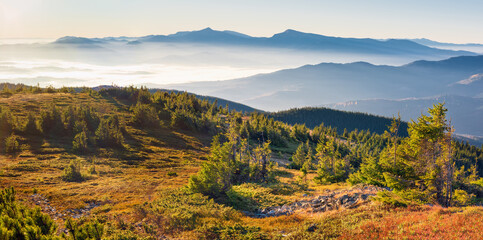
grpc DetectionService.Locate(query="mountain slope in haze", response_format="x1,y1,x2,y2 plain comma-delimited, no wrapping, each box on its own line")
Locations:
166,55,483,111
325,95,483,137
53,28,474,57
410,38,483,53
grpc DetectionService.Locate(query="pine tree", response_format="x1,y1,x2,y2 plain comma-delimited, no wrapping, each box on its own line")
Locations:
290,143,306,169
314,138,347,183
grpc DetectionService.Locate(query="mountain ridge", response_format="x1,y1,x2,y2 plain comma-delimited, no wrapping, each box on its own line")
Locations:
51,28,475,57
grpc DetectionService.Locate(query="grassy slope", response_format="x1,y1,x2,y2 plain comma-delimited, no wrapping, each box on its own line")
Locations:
0,92,481,239
0,92,210,214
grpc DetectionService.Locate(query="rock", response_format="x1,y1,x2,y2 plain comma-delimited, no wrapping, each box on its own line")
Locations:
313,205,326,212
302,202,311,208
311,199,321,204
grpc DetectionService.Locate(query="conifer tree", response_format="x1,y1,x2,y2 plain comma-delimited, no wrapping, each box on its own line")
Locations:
314,138,347,183
290,143,306,169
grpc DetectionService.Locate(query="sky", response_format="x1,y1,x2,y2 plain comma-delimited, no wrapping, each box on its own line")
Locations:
1,0,482,43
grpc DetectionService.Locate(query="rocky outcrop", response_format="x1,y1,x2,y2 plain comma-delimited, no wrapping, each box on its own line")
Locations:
30,194,101,220
252,185,388,218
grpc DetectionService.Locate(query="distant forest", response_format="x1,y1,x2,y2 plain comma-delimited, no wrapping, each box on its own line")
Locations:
269,107,409,137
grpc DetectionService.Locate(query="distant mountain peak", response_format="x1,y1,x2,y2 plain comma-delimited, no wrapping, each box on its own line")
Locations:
282,29,299,34
54,36,98,44
274,29,310,37
200,27,214,31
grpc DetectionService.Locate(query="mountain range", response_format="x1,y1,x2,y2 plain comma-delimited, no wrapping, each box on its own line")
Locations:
164,55,483,108
52,28,473,58
163,55,483,137
3,28,483,139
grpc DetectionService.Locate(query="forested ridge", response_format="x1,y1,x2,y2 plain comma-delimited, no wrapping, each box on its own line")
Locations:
0,84,482,239
269,107,409,136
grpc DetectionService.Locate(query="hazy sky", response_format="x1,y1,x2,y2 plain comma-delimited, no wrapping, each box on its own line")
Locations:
1,0,482,43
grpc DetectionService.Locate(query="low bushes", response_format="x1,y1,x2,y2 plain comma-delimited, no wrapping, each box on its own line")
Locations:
226,183,287,212
62,160,84,182
0,187,58,239
135,189,238,234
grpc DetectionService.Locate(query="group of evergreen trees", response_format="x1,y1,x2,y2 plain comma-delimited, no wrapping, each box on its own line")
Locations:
279,103,482,206
0,103,124,155
347,104,481,206
188,118,274,198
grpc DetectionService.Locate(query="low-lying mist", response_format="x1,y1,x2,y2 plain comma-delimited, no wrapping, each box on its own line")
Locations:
0,40,461,88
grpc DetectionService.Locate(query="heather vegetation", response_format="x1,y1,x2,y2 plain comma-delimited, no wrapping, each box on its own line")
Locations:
0,84,481,239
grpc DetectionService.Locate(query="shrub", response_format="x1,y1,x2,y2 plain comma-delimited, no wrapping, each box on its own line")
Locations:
0,187,58,239
72,131,87,153
0,107,13,137
139,189,237,233
38,104,64,135
130,103,159,128
170,110,193,130
372,191,409,207
88,165,97,175
196,223,268,240
23,113,40,135
73,131,89,153
65,217,104,240
63,160,84,182
95,116,124,148
226,183,287,212
167,171,177,177
453,189,475,206
5,134,21,154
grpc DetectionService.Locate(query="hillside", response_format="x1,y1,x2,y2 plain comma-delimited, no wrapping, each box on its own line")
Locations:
268,107,409,136
0,86,482,239
91,85,260,113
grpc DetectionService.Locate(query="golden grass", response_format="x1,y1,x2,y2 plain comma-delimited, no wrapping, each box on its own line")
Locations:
0,92,211,221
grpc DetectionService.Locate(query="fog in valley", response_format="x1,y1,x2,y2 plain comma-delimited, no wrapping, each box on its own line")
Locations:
0,36,470,88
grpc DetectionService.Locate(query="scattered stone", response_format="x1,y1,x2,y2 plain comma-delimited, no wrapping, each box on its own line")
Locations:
30,194,104,221
254,185,388,218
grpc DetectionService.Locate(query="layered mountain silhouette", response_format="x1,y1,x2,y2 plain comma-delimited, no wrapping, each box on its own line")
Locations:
165,55,483,136
52,28,474,57
166,55,483,110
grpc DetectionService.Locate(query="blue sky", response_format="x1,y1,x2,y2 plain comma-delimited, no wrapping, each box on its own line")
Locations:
1,0,482,43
